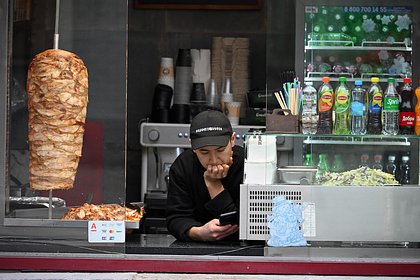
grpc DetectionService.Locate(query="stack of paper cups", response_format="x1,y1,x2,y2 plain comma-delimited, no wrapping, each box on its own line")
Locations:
225,101,241,125
220,92,233,114
157,57,174,90
207,79,219,109
173,49,192,104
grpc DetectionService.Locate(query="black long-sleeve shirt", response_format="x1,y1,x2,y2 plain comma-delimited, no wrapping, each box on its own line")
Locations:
166,145,244,241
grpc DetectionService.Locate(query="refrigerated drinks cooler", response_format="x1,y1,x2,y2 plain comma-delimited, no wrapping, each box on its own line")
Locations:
294,0,420,86
239,133,420,243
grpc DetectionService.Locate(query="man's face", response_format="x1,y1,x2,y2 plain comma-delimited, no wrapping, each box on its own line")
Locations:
193,133,235,169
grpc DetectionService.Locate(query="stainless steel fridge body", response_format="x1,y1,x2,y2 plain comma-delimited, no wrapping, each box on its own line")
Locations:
240,133,420,244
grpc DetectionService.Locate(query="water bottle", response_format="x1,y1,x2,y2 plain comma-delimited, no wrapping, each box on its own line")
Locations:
367,77,383,134
333,77,351,135
399,77,415,134
351,80,367,135
301,82,319,134
372,154,383,170
382,78,399,135
398,155,410,184
317,77,334,134
384,155,397,178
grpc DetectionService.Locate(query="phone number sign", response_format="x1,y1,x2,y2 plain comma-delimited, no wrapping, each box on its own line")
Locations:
342,6,412,14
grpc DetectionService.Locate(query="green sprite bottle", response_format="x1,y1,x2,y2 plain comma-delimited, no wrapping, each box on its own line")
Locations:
331,154,344,172
316,153,330,183
303,153,314,166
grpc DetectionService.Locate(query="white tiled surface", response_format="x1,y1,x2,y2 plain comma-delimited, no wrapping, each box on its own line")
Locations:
0,274,418,280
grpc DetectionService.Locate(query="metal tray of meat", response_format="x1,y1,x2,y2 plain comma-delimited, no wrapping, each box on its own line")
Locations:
5,202,144,229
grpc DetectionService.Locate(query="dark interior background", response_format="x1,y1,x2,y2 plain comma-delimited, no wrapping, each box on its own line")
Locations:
127,0,296,201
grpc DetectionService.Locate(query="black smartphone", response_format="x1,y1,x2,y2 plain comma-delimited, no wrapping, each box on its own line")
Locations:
218,210,238,226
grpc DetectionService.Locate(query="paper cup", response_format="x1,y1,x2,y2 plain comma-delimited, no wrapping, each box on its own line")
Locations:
158,57,174,89
225,101,241,125
220,93,233,114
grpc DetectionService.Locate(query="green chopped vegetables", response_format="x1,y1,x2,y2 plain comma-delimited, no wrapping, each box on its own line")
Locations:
318,166,399,186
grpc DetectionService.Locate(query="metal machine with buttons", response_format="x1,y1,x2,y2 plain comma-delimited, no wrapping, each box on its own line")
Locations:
139,121,263,232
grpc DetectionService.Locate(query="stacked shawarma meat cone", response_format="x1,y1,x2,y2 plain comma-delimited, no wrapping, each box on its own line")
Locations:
26,49,88,190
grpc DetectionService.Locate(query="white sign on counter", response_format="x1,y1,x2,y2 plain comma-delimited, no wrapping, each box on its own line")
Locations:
88,221,125,243
302,203,316,238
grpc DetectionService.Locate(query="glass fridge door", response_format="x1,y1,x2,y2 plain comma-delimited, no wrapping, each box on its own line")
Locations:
295,0,419,86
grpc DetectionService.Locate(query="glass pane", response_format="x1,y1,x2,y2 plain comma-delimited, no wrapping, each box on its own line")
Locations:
5,0,129,254
303,4,413,84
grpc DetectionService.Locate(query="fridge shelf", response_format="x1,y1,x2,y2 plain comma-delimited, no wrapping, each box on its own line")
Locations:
304,72,407,83
306,39,411,51
302,135,413,146
305,45,412,52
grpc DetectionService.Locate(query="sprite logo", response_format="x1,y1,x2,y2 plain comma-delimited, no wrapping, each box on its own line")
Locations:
383,97,399,110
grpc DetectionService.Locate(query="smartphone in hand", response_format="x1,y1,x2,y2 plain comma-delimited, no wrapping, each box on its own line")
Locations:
219,210,238,226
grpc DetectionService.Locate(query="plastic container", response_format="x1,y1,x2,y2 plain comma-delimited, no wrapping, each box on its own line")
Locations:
399,155,410,184
331,154,344,172
382,78,399,135
372,154,383,170
384,155,397,178
301,81,318,134
399,77,415,134
351,80,367,135
367,77,383,134
317,77,334,134
333,77,351,135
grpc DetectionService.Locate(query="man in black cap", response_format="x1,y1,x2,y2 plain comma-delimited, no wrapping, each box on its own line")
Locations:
166,110,244,241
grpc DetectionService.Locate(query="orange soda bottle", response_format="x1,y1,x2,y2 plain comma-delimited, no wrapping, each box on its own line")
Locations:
415,80,420,135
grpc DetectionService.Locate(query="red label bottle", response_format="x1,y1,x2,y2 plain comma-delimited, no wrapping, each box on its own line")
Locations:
399,77,415,134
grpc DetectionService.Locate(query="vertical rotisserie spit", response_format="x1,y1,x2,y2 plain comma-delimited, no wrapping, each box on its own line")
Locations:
26,49,88,190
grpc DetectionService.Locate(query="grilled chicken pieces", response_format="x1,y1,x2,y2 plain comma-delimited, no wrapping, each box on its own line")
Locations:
26,49,88,190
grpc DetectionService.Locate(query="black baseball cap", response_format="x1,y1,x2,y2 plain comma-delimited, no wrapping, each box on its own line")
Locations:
190,110,233,150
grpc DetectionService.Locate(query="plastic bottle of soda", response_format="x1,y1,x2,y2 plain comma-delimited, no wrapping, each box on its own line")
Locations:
317,77,334,134
301,81,319,134
384,155,397,178
316,153,330,182
331,154,344,172
367,77,383,134
415,80,420,135
399,77,415,134
359,153,369,168
382,78,399,135
372,154,383,170
333,77,351,135
399,155,410,184
303,153,314,166
351,80,367,135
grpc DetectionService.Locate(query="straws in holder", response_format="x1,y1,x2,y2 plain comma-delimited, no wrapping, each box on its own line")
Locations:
273,78,302,116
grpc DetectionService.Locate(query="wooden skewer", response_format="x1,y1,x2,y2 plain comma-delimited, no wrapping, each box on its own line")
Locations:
274,91,288,114
290,88,295,115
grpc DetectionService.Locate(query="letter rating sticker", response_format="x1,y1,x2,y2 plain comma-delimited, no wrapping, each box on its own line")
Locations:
88,221,125,243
